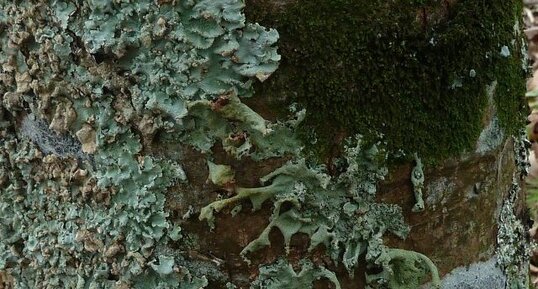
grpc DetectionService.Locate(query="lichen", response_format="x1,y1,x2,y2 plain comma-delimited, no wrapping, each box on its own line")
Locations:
201,137,438,287
179,97,304,160
0,0,279,288
496,181,529,289
207,161,235,187
0,123,199,288
366,249,440,289
411,154,425,212
250,258,341,289
433,257,506,289
0,0,525,288
496,135,531,289
476,116,505,155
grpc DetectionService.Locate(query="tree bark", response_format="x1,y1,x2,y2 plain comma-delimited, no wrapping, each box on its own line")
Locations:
0,0,530,289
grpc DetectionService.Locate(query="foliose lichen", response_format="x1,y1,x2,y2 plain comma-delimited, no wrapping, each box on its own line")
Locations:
201,137,439,287
251,258,341,289
366,249,439,289
0,0,279,288
495,136,531,289
1,0,522,288
411,154,425,212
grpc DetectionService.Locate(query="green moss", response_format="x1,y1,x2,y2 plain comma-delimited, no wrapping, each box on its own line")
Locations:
495,53,528,137
246,0,527,162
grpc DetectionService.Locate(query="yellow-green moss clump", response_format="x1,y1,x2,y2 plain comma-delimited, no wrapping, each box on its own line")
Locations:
246,0,527,162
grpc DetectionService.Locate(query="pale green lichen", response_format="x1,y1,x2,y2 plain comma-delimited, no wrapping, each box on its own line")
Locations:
411,154,425,213
365,249,440,289
179,98,304,159
201,137,439,287
251,259,341,289
0,124,197,288
496,135,531,289
496,180,529,289
0,0,495,288
0,0,279,288
476,116,505,155
207,161,235,187
195,93,269,135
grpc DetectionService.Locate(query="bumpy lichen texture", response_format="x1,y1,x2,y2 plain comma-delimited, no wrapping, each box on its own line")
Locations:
245,0,528,162
201,137,440,288
0,0,280,288
0,0,525,289
251,259,341,289
495,135,532,289
411,154,425,212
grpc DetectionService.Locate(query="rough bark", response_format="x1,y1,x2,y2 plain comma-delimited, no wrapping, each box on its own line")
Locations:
0,0,531,289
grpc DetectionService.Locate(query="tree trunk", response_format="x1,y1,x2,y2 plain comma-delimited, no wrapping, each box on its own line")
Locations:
0,0,530,289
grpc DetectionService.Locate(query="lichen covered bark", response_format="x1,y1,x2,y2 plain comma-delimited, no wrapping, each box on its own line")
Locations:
0,0,530,289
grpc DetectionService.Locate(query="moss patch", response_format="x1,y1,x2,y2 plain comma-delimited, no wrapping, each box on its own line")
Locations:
246,0,527,163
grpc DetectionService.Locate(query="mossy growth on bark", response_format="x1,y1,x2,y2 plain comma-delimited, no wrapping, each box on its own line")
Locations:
246,0,527,163
0,0,529,288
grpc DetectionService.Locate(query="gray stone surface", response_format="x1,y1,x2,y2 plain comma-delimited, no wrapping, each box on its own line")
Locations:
423,257,506,289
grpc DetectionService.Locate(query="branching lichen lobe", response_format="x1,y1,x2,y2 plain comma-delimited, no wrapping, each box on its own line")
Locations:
0,0,279,288
0,0,528,288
